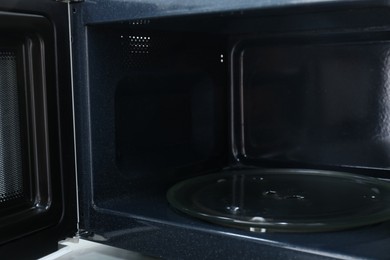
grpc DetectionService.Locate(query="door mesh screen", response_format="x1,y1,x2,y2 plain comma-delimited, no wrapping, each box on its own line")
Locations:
0,51,24,203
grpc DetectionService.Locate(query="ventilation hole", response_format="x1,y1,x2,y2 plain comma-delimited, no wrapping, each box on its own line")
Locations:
129,19,151,26
121,34,152,68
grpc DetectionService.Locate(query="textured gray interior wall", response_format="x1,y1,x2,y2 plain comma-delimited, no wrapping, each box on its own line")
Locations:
71,1,390,259
80,0,379,24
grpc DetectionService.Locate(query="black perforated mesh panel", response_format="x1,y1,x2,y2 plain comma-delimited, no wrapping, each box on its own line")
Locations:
0,51,24,203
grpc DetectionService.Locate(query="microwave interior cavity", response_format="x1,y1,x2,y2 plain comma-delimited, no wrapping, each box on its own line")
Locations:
72,5,390,259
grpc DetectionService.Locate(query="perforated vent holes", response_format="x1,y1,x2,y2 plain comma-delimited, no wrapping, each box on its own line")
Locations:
0,51,24,203
129,19,150,26
120,34,152,68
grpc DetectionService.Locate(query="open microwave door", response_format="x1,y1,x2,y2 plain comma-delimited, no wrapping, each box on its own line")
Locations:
0,0,77,259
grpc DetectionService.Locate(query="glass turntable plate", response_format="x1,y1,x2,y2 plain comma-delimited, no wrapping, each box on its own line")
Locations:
167,169,390,232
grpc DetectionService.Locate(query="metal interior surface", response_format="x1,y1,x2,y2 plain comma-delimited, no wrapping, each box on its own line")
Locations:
71,2,390,259
237,39,390,169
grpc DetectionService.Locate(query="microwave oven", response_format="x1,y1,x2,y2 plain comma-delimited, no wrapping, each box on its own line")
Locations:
1,0,390,259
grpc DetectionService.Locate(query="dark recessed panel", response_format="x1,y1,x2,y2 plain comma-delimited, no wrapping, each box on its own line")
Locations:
239,40,390,169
